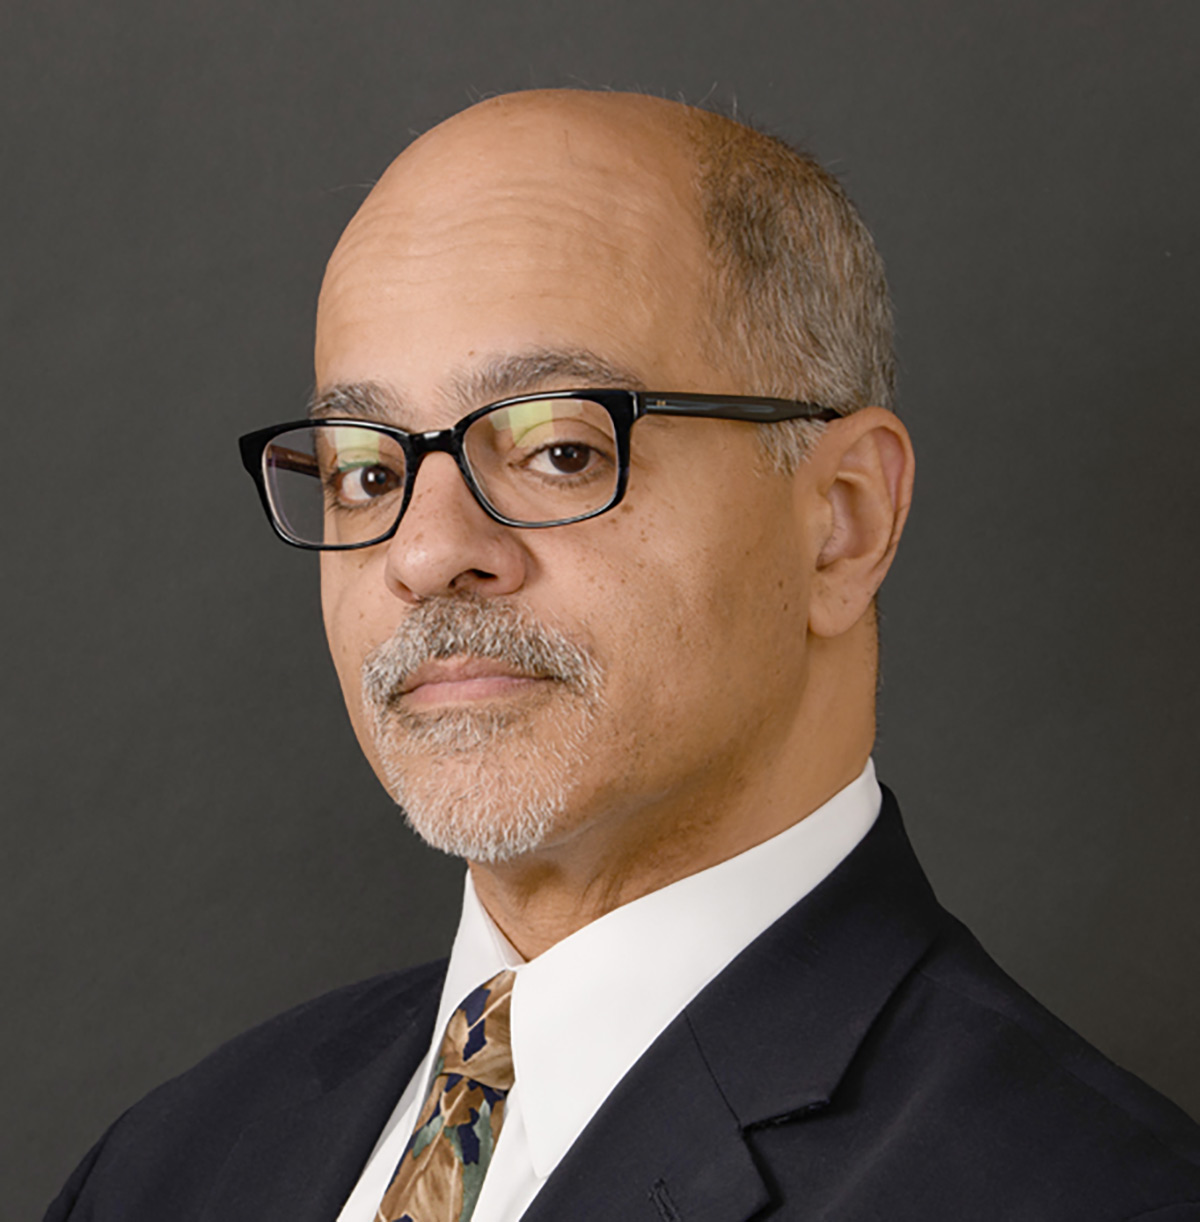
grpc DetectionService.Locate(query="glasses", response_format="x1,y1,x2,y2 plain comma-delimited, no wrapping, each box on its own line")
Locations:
238,389,839,550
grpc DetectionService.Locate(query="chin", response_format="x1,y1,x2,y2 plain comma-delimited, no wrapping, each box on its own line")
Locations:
373,701,598,863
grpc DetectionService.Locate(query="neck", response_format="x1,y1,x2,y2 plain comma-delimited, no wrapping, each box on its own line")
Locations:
468,634,876,959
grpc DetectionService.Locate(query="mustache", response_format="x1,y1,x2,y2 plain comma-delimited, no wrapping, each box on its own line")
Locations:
361,596,602,713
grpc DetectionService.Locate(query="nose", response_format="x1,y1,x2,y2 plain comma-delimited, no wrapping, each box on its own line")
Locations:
382,452,530,604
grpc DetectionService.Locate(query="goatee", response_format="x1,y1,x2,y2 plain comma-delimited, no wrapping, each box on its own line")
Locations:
361,595,604,862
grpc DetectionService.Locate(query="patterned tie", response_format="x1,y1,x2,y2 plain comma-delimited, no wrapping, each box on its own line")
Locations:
377,970,517,1222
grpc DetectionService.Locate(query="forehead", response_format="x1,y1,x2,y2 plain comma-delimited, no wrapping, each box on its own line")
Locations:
314,96,716,407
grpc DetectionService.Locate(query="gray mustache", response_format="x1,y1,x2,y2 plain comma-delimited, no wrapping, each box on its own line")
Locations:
361,596,602,711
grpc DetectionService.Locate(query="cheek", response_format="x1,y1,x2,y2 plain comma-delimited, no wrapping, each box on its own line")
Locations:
572,497,802,720
646,503,807,702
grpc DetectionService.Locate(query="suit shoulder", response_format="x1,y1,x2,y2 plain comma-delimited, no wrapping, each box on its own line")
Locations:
747,916,1200,1220
197,960,447,1060
137,958,446,1115
899,918,1200,1193
44,960,446,1221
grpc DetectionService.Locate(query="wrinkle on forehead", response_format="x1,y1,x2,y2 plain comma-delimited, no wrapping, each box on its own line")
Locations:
327,191,682,298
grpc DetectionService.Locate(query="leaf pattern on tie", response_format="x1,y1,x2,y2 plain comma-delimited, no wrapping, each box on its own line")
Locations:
377,971,516,1222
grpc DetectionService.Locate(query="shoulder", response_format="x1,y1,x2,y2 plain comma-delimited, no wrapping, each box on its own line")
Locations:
132,958,445,1116
915,917,1199,1145
866,916,1200,1215
740,911,1200,1219
44,960,446,1221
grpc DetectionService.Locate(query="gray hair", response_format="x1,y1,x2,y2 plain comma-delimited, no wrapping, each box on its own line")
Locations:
688,109,896,472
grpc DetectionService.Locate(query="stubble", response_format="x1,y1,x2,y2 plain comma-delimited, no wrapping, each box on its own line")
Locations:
361,595,604,862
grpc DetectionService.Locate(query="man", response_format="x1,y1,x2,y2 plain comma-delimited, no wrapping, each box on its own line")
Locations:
47,89,1200,1221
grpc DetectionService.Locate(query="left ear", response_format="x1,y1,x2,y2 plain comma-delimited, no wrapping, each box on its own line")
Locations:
803,407,915,639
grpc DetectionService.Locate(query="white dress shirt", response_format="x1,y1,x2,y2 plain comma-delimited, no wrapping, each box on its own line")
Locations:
337,760,882,1222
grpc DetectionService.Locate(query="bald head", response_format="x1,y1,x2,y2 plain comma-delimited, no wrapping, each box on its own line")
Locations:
316,91,721,400
384,89,702,189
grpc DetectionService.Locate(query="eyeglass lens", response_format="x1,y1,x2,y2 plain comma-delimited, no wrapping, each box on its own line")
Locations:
261,397,621,545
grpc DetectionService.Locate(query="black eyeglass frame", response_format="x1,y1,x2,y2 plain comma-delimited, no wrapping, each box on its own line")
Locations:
238,389,841,551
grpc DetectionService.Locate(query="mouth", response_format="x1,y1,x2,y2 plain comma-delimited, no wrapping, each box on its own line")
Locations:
396,657,551,709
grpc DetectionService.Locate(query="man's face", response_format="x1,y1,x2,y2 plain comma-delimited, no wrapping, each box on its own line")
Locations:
316,95,819,868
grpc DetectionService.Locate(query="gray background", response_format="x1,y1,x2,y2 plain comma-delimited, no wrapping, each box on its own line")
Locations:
5,0,1198,1215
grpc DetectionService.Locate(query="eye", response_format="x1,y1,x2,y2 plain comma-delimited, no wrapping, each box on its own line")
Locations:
331,462,404,505
525,442,600,477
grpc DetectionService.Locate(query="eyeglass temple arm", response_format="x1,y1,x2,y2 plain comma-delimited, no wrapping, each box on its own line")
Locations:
636,392,841,423
264,445,320,477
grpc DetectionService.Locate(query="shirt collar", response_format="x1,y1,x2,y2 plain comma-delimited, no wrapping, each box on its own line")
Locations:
437,759,881,1179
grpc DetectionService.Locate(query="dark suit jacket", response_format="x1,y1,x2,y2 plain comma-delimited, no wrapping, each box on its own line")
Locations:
46,789,1200,1220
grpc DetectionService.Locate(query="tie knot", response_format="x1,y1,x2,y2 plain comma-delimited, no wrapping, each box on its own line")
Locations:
438,970,515,1090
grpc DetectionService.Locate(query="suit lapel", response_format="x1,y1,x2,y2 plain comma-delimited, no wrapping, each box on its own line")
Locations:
201,963,444,1222
688,788,944,1128
526,789,945,1221
520,1015,769,1222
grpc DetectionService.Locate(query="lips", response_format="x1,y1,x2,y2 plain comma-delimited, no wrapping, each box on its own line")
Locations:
360,598,602,722
397,657,548,706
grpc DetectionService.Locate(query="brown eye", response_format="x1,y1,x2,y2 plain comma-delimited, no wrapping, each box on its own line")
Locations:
523,441,608,479
544,444,593,474
335,463,404,504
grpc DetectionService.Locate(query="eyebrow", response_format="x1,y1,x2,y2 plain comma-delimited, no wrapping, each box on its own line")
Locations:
307,381,399,423
307,347,649,426
450,349,649,409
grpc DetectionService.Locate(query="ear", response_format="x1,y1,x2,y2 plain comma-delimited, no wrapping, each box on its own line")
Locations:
804,407,915,639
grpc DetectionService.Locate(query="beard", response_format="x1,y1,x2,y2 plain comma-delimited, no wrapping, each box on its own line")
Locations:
360,595,604,863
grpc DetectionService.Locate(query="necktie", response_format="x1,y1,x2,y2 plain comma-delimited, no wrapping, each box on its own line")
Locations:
377,970,517,1222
